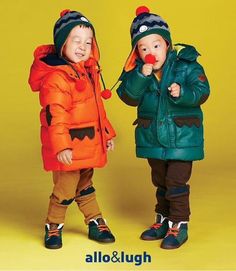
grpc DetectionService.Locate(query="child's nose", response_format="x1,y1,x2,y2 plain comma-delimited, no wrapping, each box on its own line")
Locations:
79,43,86,51
150,48,156,54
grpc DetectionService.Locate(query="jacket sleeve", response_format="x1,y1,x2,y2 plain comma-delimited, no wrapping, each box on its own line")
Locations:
168,62,210,107
40,72,73,155
116,67,152,106
103,117,116,140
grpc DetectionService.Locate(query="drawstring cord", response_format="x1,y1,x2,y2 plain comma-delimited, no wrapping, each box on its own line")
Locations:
59,56,118,98
96,61,119,99
109,80,120,91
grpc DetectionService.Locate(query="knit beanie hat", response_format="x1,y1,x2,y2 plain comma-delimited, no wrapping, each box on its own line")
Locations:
53,9,94,55
131,6,172,48
124,6,172,71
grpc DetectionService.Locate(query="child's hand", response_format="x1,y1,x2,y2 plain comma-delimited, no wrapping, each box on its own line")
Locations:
168,83,181,97
57,149,72,165
141,64,153,76
106,139,114,151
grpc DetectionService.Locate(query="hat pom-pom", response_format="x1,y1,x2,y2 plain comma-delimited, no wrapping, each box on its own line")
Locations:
136,6,150,16
75,79,87,91
145,54,156,64
101,89,112,99
60,9,71,17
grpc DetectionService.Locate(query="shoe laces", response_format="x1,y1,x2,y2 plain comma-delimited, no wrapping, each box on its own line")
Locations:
48,229,60,237
97,224,110,232
47,223,62,237
90,218,110,232
150,223,162,229
166,227,179,237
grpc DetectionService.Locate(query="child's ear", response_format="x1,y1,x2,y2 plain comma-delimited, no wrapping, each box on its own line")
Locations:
166,41,172,51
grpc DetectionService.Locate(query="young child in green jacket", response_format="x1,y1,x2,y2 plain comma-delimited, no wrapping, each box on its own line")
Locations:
117,6,210,249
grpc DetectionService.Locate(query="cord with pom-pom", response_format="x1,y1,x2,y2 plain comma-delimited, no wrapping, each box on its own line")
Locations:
96,61,112,100
101,89,112,99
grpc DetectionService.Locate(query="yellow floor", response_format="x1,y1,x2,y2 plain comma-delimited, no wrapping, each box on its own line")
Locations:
0,153,236,271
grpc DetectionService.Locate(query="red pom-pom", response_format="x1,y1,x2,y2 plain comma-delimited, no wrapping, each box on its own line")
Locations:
60,9,71,17
101,89,112,99
75,79,86,91
145,54,156,64
136,6,150,16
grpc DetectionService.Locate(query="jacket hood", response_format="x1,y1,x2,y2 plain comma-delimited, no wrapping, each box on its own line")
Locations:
174,43,200,62
28,45,56,92
123,43,200,72
28,38,100,92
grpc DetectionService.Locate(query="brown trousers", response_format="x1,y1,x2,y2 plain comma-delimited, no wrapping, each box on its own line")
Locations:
46,168,102,225
148,159,192,222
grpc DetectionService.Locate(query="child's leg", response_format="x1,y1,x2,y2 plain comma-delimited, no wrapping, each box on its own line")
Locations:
74,168,102,225
160,161,192,249
140,159,169,241
165,160,192,222
74,168,115,243
46,170,80,224
147,158,169,217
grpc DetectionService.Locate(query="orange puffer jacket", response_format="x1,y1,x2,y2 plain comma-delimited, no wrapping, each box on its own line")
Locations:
28,44,116,171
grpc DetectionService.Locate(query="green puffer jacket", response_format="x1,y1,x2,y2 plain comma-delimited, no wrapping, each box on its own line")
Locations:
117,44,210,161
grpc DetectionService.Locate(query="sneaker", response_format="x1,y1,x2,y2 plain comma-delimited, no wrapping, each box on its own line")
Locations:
161,221,188,249
88,218,115,243
140,213,169,240
44,223,64,249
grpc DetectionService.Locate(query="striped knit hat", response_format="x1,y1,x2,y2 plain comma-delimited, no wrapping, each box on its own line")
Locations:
131,6,171,48
124,6,172,71
53,9,94,55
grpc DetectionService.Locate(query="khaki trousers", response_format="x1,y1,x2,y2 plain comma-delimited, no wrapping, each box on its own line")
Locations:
46,168,102,224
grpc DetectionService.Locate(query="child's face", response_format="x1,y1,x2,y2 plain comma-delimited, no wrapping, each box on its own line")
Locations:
137,34,168,70
62,25,93,63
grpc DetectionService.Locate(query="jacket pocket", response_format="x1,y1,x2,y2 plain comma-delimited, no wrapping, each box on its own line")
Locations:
173,116,203,147
69,127,99,160
133,118,156,146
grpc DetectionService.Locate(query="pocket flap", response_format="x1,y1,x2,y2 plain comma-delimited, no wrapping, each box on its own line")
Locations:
133,118,152,128
173,116,201,127
69,127,95,140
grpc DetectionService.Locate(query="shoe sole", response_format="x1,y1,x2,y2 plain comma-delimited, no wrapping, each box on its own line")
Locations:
89,237,115,244
140,235,164,241
160,237,188,249
45,244,62,249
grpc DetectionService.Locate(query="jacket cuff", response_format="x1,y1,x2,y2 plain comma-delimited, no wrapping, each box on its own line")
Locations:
168,83,197,106
125,69,151,99
103,118,116,140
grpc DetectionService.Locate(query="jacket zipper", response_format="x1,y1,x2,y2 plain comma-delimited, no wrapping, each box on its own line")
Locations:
88,69,106,152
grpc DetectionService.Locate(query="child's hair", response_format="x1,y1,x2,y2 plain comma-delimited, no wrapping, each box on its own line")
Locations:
53,9,94,55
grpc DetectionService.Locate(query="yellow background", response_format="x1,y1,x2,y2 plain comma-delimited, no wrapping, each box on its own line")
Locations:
0,0,236,270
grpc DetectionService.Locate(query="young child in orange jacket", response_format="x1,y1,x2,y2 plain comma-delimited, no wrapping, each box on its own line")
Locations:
28,9,116,249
